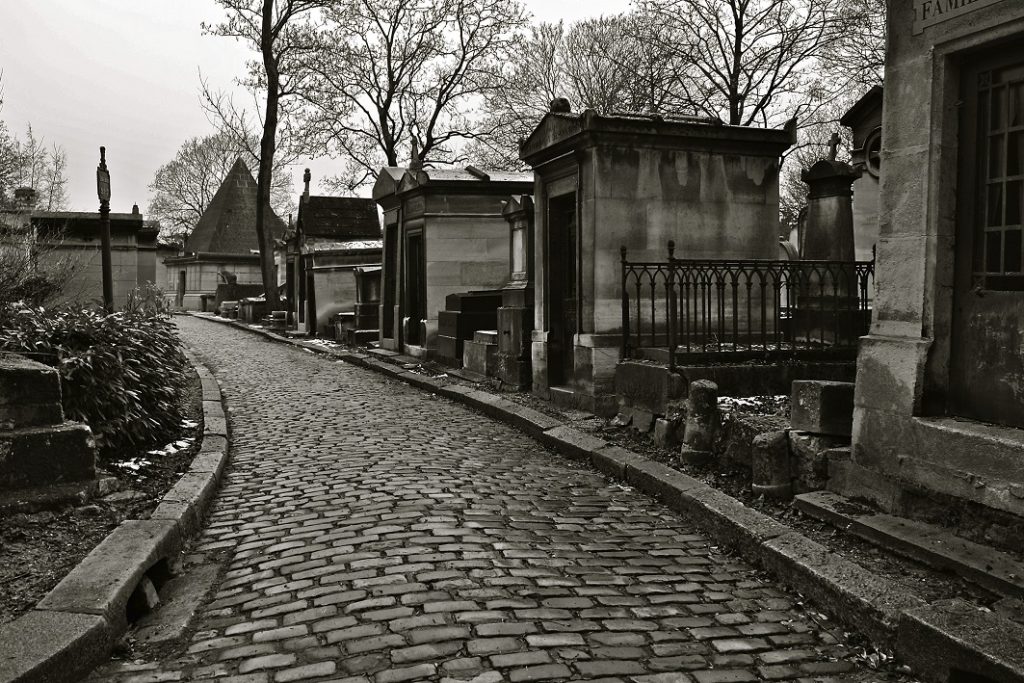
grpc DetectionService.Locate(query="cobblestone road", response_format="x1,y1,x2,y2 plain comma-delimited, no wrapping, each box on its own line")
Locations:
92,317,877,683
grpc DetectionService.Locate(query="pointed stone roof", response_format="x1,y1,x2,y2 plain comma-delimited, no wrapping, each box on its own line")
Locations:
185,158,286,254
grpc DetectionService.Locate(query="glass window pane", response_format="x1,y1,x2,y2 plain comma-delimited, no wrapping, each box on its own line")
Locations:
986,231,1002,272
989,136,1005,179
991,86,1005,131
1005,229,1022,273
1007,180,1022,226
1009,131,1023,176
988,184,1004,226
1011,82,1024,127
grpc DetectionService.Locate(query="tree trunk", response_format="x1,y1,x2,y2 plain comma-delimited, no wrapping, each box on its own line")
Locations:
256,0,282,311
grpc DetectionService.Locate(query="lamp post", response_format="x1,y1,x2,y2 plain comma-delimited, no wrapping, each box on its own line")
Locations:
96,146,113,313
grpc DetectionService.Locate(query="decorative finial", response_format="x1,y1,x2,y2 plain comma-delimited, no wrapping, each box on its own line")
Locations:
550,97,571,113
303,168,311,198
99,146,107,169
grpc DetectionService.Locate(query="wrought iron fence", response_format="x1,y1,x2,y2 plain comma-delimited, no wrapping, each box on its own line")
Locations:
620,242,875,369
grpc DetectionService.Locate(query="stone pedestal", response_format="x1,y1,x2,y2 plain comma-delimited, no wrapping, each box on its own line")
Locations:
801,159,860,261
0,354,96,491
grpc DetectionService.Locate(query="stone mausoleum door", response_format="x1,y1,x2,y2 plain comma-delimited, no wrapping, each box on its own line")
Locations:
548,192,577,387
951,51,1024,429
404,231,426,346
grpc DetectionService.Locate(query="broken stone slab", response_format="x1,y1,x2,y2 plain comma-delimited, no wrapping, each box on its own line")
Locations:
0,609,113,683
0,353,64,430
790,380,854,437
788,432,849,493
897,599,1024,683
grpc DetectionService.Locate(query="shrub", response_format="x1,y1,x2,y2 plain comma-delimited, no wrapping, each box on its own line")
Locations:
0,301,189,455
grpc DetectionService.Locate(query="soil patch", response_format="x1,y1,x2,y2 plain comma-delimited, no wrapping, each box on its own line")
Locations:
0,365,203,626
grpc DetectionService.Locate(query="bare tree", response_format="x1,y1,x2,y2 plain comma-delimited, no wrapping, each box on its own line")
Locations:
0,125,70,211
204,0,325,310
821,0,885,90
469,14,685,169
147,132,295,246
637,0,844,128
294,0,527,192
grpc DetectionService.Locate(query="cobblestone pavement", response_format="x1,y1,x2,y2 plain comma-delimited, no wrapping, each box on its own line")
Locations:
91,317,884,683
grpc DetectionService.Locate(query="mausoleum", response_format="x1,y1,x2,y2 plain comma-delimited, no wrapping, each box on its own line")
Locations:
840,0,1024,551
372,166,532,357
519,106,793,414
164,159,285,311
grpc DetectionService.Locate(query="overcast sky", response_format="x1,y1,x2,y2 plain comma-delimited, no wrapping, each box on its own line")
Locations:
0,0,630,213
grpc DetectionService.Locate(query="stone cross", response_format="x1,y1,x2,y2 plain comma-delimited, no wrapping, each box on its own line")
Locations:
827,132,841,161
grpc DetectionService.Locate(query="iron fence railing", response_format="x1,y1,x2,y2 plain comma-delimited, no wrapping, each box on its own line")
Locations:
620,241,875,369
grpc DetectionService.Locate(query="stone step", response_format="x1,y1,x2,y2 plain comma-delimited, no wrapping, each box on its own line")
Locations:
794,490,1024,600
463,338,498,379
473,330,499,344
350,329,379,345
0,353,64,429
0,422,96,490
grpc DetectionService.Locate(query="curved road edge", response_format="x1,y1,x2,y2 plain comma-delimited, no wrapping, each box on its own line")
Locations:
192,312,1024,683
0,345,232,683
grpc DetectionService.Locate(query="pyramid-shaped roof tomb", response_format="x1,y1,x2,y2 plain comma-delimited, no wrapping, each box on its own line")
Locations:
185,158,287,254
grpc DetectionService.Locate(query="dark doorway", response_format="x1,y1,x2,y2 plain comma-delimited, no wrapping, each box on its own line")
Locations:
305,269,316,336
548,192,578,387
285,261,295,316
176,270,186,308
384,224,398,340
405,232,426,346
951,50,1024,429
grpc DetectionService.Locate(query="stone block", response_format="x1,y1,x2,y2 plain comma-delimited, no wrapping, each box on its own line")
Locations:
790,380,854,436
463,339,498,378
613,361,685,416
653,417,682,449
682,380,718,451
0,353,64,429
0,422,96,490
789,432,848,493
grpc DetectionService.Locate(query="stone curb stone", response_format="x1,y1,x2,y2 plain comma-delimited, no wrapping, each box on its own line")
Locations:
537,425,608,462
592,445,644,480
760,532,925,646
35,519,181,631
0,346,232,683
0,611,112,683
188,312,1016,677
897,599,1024,683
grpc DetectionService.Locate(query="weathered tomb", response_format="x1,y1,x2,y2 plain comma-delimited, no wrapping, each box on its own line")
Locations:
372,166,532,358
519,106,792,415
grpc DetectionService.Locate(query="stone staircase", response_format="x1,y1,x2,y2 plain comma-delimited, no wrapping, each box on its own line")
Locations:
462,330,499,380
0,353,96,491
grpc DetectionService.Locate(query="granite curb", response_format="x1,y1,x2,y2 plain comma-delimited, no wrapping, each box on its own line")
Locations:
189,313,1024,683
0,349,232,683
